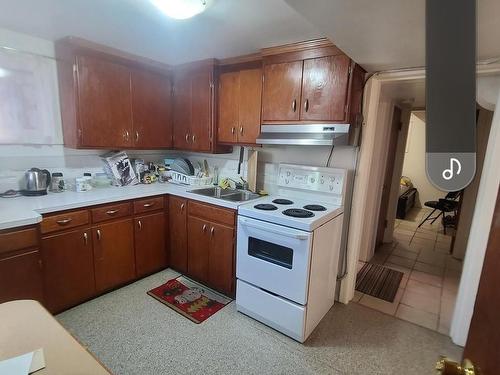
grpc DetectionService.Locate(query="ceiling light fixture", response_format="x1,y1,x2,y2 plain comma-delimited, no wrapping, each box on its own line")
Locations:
150,0,212,20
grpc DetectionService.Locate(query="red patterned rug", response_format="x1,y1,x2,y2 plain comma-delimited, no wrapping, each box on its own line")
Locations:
147,276,231,324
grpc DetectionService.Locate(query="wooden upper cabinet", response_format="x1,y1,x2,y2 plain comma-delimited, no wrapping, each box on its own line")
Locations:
131,69,172,148
262,61,303,122
218,71,240,143
172,62,215,152
300,55,351,121
77,55,133,148
218,68,262,145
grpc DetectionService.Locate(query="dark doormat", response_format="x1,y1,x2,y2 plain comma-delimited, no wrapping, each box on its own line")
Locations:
148,276,231,324
356,263,404,302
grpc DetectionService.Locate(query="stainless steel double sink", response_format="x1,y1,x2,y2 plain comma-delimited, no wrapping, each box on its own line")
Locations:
189,187,261,203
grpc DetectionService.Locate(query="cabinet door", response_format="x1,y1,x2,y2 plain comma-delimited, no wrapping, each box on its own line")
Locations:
131,69,172,148
208,222,234,295
218,71,239,143
191,70,212,152
172,75,192,149
93,219,135,293
77,55,132,148
134,213,166,278
300,55,351,121
41,228,95,313
187,216,209,283
0,250,44,304
168,196,188,273
238,68,262,144
262,61,303,122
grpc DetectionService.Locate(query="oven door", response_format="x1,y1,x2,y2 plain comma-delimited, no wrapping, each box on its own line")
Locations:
236,216,313,305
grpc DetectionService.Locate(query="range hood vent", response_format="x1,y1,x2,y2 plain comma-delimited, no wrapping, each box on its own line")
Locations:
256,124,350,146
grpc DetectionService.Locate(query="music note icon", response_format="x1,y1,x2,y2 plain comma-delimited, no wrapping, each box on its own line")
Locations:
442,158,462,181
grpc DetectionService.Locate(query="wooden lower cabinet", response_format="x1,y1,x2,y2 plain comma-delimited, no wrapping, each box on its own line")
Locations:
134,212,167,277
0,249,44,304
93,219,136,293
187,216,210,283
169,196,188,273
187,212,235,296
41,228,95,313
208,222,234,295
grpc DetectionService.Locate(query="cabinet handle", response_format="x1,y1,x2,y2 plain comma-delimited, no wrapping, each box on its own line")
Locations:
106,209,119,215
135,131,139,143
210,227,215,237
202,224,207,232
192,134,196,143
56,218,72,225
180,203,185,212
292,99,297,112
83,232,88,245
304,99,309,112
124,130,130,141
185,133,190,143
239,126,243,135
143,202,154,208
138,220,142,230
231,127,235,135
96,229,102,241
38,259,43,269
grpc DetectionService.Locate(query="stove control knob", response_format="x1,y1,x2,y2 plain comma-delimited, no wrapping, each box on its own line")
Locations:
285,179,290,184
310,177,315,183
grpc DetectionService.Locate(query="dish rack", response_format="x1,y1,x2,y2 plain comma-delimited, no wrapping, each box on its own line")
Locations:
170,171,213,186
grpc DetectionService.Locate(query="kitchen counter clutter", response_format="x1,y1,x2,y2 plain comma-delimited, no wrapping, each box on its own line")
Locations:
0,182,253,231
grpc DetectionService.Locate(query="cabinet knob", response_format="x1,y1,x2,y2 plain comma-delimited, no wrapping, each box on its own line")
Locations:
291,99,297,112
304,99,309,112
83,232,88,245
138,220,142,230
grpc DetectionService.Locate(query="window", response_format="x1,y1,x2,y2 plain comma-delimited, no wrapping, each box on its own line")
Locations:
0,49,61,144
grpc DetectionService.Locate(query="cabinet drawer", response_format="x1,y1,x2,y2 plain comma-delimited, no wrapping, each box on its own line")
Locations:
188,201,235,227
41,210,89,234
133,196,164,214
0,227,39,256
91,202,131,223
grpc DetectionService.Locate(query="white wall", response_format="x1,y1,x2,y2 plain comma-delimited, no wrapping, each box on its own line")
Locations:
402,112,445,206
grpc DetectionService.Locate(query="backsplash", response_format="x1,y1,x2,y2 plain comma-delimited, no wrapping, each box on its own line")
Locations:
0,144,357,193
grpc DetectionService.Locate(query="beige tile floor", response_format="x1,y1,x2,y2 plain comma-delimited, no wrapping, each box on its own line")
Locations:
354,207,462,335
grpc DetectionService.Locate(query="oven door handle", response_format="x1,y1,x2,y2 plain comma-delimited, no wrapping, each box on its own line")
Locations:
239,218,310,240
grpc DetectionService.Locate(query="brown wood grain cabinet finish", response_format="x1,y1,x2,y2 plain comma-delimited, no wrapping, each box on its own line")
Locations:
172,75,192,149
131,68,172,148
41,209,90,234
218,68,262,145
187,216,210,283
208,222,234,295
41,228,96,313
218,71,240,143
262,61,303,122
188,201,235,227
77,55,133,148
91,202,131,223
0,249,44,304
300,55,351,121
0,227,38,255
92,219,136,293
133,196,164,214
134,213,167,278
168,196,188,273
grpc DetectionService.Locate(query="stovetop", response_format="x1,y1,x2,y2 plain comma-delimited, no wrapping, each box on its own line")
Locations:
238,195,343,231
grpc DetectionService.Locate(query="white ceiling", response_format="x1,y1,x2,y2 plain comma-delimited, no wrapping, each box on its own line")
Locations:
285,0,500,72
0,0,322,65
1,0,499,72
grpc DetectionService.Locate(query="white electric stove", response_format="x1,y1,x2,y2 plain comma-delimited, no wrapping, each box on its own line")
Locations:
236,164,347,343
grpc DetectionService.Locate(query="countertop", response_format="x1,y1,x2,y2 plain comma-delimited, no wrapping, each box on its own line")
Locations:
0,300,111,374
0,183,259,231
